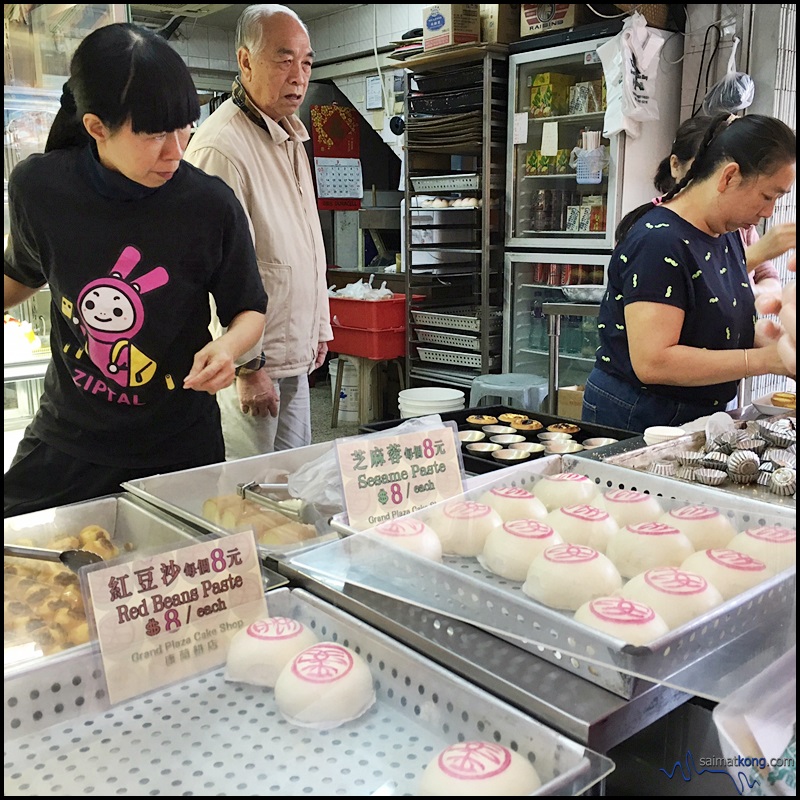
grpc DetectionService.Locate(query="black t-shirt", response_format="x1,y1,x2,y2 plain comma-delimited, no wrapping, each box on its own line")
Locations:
593,205,755,406
4,145,266,468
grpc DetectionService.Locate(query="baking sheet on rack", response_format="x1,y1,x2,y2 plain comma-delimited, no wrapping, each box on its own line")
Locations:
287,457,796,702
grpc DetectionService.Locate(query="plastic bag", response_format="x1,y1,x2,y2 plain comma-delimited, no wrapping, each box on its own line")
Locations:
712,647,796,796
597,11,666,138
703,37,755,115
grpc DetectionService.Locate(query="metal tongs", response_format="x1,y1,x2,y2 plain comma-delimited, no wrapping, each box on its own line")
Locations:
237,481,326,525
5,543,103,574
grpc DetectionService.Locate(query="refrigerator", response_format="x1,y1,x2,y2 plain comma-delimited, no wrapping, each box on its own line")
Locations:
503,30,684,405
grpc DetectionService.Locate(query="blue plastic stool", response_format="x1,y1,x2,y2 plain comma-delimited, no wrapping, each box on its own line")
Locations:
469,373,549,413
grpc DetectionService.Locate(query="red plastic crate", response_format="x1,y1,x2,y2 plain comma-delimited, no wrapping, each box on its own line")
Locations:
330,324,406,360
328,293,424,330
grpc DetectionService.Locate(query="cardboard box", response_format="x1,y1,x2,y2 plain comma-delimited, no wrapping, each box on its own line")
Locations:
558,385,585,420
480,3,521,43
423,4,481,51
521,4,592,37
531,72,576,88
530,82,571,118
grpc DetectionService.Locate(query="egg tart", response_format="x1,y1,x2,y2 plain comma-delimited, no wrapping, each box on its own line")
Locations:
771,392,796,409
466,414,498,426
547,422,581,435
498,412,527,424
511,417,543,432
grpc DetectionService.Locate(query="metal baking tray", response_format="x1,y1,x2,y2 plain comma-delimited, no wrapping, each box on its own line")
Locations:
288,457,795,700
4,587,614,796
578,421,796,509
122,442,341,558
410,305,502,331
417,345,501,369
4,494,206,672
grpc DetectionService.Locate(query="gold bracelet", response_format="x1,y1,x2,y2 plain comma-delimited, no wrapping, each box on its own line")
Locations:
743,349,750,379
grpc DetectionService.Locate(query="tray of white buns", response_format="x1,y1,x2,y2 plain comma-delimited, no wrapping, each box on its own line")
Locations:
3,587,614,796
287,455,795,700
122,442,341,558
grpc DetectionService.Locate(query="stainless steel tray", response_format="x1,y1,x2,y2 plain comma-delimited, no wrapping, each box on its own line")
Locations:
288,458,796,700
410,305,502,332
3,587,614,796
579,421,796,509
122,442,341,558
4,494,206,674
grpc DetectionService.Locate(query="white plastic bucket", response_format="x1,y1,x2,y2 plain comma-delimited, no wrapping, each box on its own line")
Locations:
329,358,359,424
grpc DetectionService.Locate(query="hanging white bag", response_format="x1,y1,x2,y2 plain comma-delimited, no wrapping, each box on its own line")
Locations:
619,11,665,122
702,37,755,115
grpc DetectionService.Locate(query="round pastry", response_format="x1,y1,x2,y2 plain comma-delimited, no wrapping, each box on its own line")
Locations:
522,543,622,611
371,518,442,561
771,391,796,409
607,522,695,578
532,472,599,512
545,504,619,553
426,500,503,557
511,417,543,432
680,549,770,600
418,741,541,796
574,597,669,645
478,486,547,522
466,414,498,427
727,526,796,575
274,642,375,728
225,617,319,687
592,489,664,527
620,567,724,629
480,519,562,581
547,422,581,435
498,413,527,424
658,505,737,551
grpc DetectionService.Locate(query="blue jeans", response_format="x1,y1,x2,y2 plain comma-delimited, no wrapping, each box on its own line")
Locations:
581,369,722,434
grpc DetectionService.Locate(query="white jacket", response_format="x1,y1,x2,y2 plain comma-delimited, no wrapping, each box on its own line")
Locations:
185,98,332,377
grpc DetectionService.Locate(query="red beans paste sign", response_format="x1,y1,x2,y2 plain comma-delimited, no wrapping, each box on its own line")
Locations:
84,531,266,705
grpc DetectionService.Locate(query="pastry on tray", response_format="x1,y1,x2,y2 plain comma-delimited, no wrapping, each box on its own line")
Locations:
498,412,527,424
511,417,543,432
547,422,581,435
466,414,498,426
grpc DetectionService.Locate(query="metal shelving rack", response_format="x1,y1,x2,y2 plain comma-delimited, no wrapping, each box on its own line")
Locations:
403,45,508,389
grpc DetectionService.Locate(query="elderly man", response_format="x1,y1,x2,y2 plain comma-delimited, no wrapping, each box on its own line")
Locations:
185,4,331,457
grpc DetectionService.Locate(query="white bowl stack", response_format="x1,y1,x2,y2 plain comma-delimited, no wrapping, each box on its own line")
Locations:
398,387,465,419
643,426,687,447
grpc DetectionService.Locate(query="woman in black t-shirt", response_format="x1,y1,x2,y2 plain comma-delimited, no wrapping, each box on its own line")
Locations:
3,23,267,516
582,113,795,434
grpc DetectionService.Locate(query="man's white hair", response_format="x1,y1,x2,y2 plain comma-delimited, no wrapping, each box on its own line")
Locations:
235,4,309,54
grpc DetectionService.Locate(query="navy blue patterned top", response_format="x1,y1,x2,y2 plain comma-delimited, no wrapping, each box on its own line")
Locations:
593,205,755,406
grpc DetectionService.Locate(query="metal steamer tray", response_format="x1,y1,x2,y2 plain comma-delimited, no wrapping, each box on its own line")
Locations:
4,588,613,796
122,442,341,559
288,457,796,701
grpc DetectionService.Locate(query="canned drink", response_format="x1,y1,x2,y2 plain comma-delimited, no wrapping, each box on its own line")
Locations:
548,263,561,286
560,264,573,286
534,262,548,283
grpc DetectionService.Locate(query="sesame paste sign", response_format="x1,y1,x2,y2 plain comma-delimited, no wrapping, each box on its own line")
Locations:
84,531,266,705
336,425,464,530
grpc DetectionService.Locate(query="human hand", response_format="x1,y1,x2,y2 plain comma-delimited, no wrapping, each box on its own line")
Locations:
237,369,279,417
750,222,796,264
184,339,236,393
314,340,329,370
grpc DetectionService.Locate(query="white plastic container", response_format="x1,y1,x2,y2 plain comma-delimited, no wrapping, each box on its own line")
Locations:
329,358,359,423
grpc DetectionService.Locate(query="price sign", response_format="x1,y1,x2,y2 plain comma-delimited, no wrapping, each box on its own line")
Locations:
336,424,464,530
84,531,266,705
